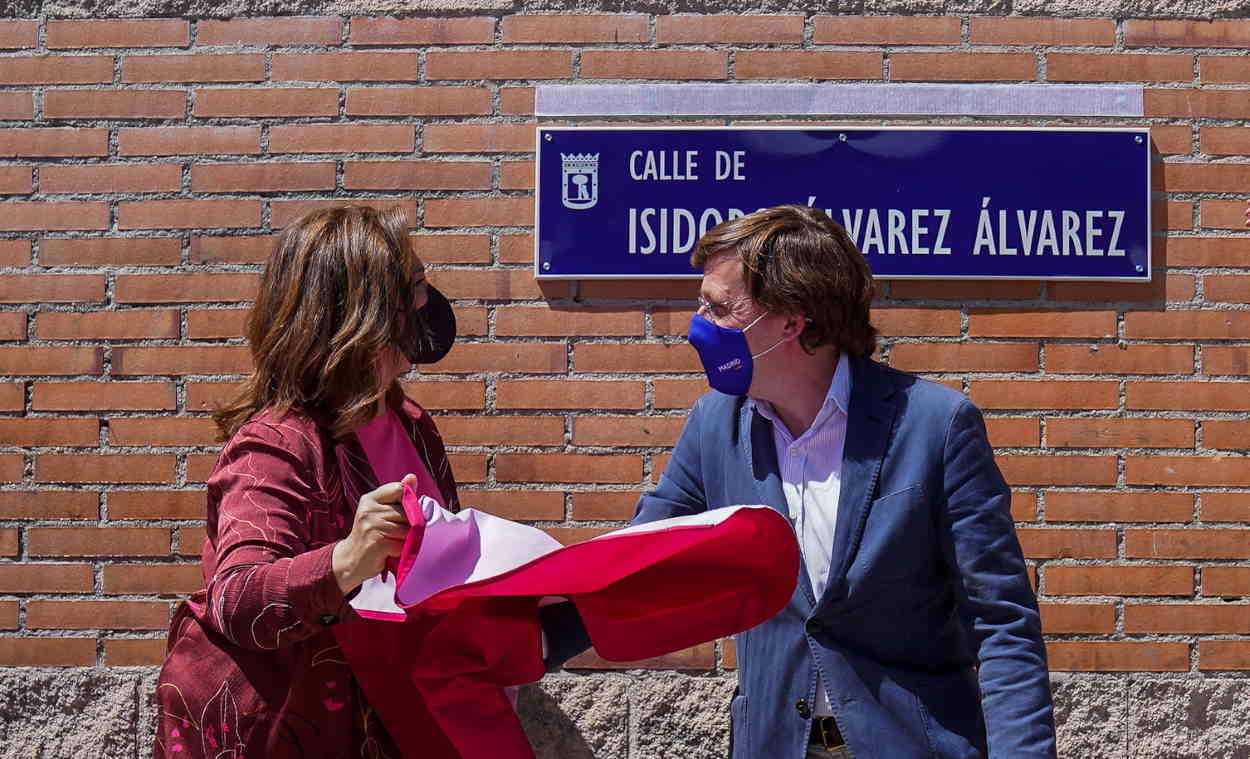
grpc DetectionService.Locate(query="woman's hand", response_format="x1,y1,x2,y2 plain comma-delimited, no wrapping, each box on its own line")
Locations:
332,473,417,594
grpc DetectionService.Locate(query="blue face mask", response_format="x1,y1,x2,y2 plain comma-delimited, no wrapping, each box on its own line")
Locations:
687,312,784,396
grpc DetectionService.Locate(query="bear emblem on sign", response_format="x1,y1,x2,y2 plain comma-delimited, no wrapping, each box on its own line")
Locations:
561,153,599,210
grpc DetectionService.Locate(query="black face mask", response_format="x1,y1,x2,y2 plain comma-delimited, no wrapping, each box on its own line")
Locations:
402,285,456,365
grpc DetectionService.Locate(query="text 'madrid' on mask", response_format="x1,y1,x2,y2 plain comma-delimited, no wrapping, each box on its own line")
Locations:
687,312,784,396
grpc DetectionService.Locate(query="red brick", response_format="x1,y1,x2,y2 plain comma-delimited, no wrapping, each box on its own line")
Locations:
1148,124,1193,154
496,306,643,337
0,55,112,85
968,310,1115,339
193,88,338,118
122,53,264,84
574,343,701,374
1164,163,1250,193
0,600,15,629
0,490,97,520
1146,89,1250,120
1201,56,1250,84
1048,642,1188,672
985,417,1040,447
653,378,706,409
410,234,490,265
892,53,1036,81
0,240,30,268
270,199,415,229
1201,199,1250,230
119,126,260,156
889,342,1038,373
190,235,275,264
1127,528,1250,559
109,416,218,446
36,454,175,483
29,526,170,557
40,237,181,267
106,639,167,666
425,198,533,228
1127,310,1250,340
38,309,182,340
0,455,21,482
581,50,727,80
1128,455,1250,486
191,161,335,193
657,15,803,44
1017,527,1116,559
0,382,23,410
1047,564,1192,596
1047,418,1193,449
116,273,256,304
109,490,209,520
0,166,31,194
564,642,714,671
446,453,486,484
1047,53,1193,83
0,92,34,120
271,52,415,82
457,489,565,522
103,563,202,594
398,380,485,411
427,50,572,80
813,16,960,45
41,163,182,194
432,342,564,375
0,311,23,339
1206,274,1250,303
971,17,1115,45
498,234,534,264
47,19,189,48
343,160,491,190
497,453,641,484
1039,603,1116,634
1200,492,1250,522
423,123,535,153
1199,127,1250,156
888,279,1040,301
1052,271,1194,304
0,638,96,667
499,160,535,191
998,455,1117,486
1127,19,1250,48
1205,567,1250,596
1047,490,1192,523
0,563,94,592
502,15,648,43
1200,641,1250,671
0,20,37,49
0,346,101,375
196,17,342,47
44,89,186,120
652,307,700,338
1046,344,1193,375
112,345,251,376
186,308,248,339
348,17,494,46
34,381,175,411
571,491,642,521
0,418,97,447
0,202,109,232
735,51,882,80
572,415,685,447
1205,419,1250,450
118,199,261,230
496,380,644,410
436,415,564,447
1128,381,1250,411
270,123,414,153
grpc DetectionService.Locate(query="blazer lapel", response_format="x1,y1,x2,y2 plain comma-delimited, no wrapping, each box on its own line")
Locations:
821,357,899,603
742,400,817,609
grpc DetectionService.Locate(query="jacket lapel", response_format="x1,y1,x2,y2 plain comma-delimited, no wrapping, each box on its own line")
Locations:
820,356,899,604
742,400,817,609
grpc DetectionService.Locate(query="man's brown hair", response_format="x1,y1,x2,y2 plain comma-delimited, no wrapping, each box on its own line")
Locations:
692,204,877,358
214,205,422,440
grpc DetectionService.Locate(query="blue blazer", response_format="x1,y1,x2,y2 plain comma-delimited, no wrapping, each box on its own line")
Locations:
633,356,1056,759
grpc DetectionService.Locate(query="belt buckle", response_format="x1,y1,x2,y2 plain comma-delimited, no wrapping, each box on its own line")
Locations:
815,716,845,751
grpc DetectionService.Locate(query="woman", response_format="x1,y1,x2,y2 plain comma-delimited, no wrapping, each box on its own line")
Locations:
153,206,461,758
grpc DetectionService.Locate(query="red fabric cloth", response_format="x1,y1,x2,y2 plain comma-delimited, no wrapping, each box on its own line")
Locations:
152,400,458,759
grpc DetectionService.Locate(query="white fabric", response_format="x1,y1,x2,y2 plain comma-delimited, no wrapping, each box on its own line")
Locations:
752,352,851,717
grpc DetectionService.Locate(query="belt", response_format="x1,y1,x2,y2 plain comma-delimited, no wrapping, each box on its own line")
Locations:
809,716,846,751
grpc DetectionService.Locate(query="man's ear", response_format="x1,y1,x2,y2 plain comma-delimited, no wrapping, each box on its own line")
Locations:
780,312,807,341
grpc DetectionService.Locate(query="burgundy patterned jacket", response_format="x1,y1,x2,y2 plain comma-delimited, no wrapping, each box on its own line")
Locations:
153,399,458,759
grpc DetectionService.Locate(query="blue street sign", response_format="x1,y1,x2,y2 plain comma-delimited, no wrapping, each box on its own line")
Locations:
534,127,1151,281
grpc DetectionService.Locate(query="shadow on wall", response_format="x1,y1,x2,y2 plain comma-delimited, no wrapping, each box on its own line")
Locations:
518,684,600,759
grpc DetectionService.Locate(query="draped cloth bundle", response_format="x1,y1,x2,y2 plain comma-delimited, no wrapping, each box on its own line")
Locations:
332,462,800,759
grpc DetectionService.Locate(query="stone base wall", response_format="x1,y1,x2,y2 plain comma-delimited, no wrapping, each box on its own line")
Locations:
3,670,1250,758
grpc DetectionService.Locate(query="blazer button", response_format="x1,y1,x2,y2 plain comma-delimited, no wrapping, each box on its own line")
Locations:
319,614,339,626
805,619,819,634
796,699,811,719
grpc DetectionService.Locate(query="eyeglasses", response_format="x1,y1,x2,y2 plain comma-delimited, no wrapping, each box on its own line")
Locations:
696,294,753,322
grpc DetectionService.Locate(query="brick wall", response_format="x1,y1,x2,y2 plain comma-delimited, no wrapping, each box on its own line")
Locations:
0,13,1248,689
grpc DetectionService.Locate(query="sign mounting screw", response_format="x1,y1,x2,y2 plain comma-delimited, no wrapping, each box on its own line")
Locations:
1136,264,1144,272
544,133,553,142
543,262,551,270
839,133,847,142
1135,135,1143,144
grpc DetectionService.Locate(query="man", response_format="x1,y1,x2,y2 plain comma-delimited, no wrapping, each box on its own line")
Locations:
633,205,1056,759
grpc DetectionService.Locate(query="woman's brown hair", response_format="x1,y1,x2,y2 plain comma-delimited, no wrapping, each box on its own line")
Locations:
214,206,422,441
691,204,878,358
